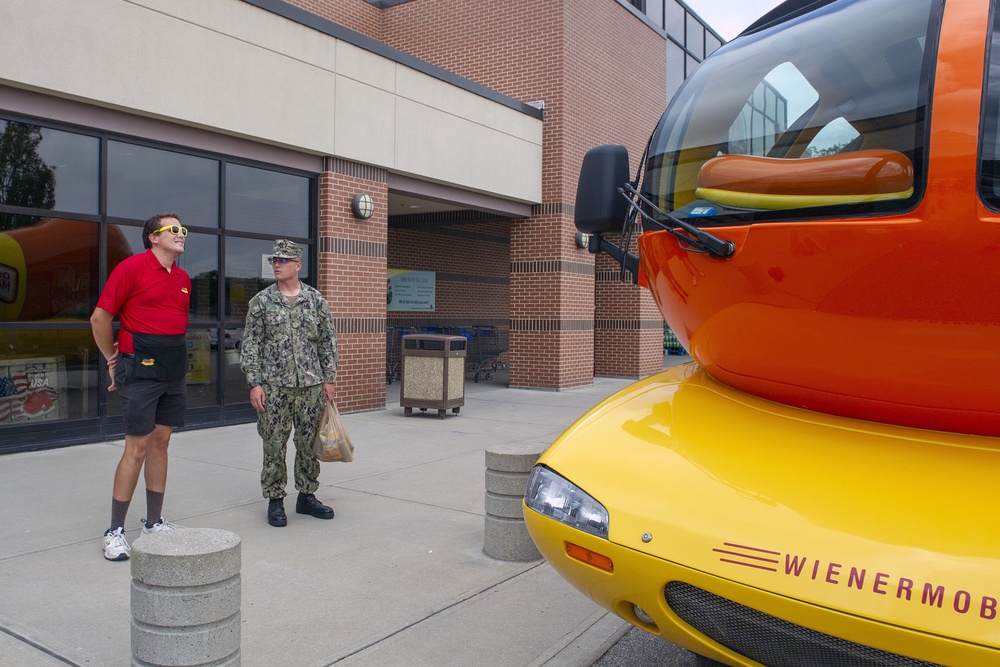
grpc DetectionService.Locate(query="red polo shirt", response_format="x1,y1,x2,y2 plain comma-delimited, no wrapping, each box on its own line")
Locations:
97,249,191,354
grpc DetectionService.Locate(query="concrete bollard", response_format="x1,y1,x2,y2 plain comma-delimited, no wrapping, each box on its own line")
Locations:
131,528,242,667
484,443,544,561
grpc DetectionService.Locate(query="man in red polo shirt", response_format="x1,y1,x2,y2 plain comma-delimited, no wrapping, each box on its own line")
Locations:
90,213,191,561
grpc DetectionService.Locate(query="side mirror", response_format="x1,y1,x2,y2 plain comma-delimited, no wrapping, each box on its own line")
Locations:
574,145,630,235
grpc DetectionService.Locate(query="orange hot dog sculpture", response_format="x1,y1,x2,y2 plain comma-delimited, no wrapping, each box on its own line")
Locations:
695,149,914,208
0,219,132,322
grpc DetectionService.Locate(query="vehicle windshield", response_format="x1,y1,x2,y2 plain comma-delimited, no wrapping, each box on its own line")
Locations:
644,0,940,226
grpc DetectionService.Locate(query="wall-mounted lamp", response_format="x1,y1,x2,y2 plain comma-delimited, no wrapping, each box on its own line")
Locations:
351,193,375,220
575,231,591,249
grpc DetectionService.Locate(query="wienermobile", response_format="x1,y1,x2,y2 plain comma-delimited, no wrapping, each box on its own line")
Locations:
523,0,1000,665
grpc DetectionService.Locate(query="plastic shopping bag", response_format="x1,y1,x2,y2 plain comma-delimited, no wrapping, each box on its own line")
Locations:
314,400,355,462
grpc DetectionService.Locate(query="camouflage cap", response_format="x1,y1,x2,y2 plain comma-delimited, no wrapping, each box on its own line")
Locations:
271,239,302,260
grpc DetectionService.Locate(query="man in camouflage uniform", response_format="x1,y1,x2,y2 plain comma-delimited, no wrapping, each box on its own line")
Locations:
240,239,339,527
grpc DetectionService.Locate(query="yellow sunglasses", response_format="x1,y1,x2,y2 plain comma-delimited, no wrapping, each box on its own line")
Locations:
151,224,188,237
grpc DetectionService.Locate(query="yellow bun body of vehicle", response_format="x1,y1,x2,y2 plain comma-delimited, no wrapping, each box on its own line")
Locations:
524,363,1000,666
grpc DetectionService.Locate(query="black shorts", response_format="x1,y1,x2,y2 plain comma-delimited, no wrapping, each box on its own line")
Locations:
114,356,187,436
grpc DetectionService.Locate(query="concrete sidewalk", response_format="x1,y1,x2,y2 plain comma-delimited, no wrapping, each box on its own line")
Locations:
0,372,644,666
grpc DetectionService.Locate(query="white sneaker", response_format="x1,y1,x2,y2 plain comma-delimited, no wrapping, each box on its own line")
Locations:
142,517,184,534
103,527,130,561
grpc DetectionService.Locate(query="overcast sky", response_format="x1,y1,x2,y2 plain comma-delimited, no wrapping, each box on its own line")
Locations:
681,0,785,40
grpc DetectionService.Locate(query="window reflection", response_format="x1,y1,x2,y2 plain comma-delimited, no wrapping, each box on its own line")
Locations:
108,141,219,228
224,236,310,321
207,326,250,407
686,14,704,59
0,121,99,220
1,128,313,443
183,332,219,410
224,352,250,405
0,122,53,215
36,127,100,214
0,217,107,322
646,0,933,218
664,1,685,41
978,9,1000,204
646,0,663,28
667,42,685,98
226,163,310,236
175,233,219,323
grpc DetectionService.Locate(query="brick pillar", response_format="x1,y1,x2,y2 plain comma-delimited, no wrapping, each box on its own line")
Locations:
318,158,389,413
593,240,664,379
509,207,596,389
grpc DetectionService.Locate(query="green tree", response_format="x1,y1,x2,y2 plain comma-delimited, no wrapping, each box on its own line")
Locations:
0,122,56,231
803,142,850,158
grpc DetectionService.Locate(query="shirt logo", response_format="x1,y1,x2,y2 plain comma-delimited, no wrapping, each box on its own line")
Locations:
181,287,189,293
141,358,156,367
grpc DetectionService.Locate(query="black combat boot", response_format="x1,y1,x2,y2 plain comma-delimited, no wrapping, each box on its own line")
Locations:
296,493,334,519
267,498,287,527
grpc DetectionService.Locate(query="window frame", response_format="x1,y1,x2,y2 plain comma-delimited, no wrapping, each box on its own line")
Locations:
0,111,317,451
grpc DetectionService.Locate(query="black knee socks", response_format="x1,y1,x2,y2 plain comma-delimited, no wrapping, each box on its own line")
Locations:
110,498,130,531
145,490,164,526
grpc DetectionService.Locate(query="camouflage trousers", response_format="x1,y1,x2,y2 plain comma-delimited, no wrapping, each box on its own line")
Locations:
257,383,324,500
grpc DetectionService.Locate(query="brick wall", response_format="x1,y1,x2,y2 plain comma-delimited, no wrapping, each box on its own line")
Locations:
386,221,510,329
284,0,669,388
282,0,382,38
318,160,388,412
378,0,667,386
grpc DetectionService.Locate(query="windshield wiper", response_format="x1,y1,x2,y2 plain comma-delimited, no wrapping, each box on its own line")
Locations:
619,183,735,259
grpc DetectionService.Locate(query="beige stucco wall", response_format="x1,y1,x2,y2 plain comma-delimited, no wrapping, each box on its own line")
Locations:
0,0,542,204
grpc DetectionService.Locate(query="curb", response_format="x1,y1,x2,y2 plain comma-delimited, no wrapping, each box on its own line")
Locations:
531,610,630,667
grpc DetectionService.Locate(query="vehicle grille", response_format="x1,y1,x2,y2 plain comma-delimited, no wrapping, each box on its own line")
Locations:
664,581,942,667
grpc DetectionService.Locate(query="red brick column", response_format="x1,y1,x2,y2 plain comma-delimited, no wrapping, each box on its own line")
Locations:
593,249,664,379
508,207,596,389
317,158,388,412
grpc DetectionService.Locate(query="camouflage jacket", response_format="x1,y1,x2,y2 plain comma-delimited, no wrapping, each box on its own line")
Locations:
240,283,338,389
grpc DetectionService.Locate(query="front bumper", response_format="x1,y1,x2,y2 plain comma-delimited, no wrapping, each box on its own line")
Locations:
523,365,1000,666
525,510,997,666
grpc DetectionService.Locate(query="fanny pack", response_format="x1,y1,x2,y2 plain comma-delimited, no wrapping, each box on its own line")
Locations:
128,331,188,382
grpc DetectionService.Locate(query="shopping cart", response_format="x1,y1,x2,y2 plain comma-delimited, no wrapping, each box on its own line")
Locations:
467,325,509,382
386,325,415,384
663,325,687,355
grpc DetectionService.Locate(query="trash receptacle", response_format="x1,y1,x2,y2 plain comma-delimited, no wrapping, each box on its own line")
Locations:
400,334,466,418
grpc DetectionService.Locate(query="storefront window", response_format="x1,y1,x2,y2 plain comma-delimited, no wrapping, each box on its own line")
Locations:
224,236,311,322
223,348,249,406
108,141,220,228
179,233,219,323
1,217,101,322
226,163,310,236
1,125,313,449
0,329,99,424
186,341,221,410
102,222,140,277
0,121,99,219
